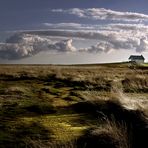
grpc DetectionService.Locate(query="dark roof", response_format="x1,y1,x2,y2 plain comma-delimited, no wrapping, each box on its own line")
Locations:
129,55,145,60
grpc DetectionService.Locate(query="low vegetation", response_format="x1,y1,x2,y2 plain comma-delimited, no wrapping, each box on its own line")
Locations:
0,63,148,148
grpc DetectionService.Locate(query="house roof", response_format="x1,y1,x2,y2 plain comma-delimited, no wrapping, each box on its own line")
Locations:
129,55,145,60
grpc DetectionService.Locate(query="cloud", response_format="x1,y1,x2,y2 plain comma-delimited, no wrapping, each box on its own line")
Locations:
26,24,148,46
26,30,110,40
51,9,64,13
51,8,148,22
80,42,114,53
138,37,148,52
43,23,94,30
43,23,82,28
52,38,76,52
1,22,148,60
0,34,76,60
38,23,148,53
80,39,137,53
103,23,148,32
27,27,148,53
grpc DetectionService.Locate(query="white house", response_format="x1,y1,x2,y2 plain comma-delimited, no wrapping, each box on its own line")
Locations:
128,55,145,64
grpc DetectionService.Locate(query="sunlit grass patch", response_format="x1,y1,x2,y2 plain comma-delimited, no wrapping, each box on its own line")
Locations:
20,113,89,142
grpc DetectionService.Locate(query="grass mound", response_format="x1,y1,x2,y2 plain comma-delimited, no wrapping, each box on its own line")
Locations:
72,99,148,148
77,126,128,148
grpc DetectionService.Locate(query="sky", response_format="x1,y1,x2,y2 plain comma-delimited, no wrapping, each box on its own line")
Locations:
0,0,148,64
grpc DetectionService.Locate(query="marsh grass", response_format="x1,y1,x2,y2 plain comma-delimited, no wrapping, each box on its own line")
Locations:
0,64,148,148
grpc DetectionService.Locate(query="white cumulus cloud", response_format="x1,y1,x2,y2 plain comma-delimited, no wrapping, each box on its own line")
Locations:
0,34,76,60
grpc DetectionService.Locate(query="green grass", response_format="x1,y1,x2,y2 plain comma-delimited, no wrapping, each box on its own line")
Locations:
141,63,148,67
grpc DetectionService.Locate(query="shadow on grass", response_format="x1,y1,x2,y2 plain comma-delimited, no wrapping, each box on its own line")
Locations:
77,128,122,148
0,102,56,148
0,72,37,81
44,74,111,91
0,120,53,148
1,101,56,119
71,100,148,148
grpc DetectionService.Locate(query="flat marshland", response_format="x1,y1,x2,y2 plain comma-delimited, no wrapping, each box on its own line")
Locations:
0,63,148,148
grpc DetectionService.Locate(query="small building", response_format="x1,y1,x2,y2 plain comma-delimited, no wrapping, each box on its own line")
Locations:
128,55,145,64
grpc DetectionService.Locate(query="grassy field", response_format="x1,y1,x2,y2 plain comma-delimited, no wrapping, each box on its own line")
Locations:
0,63,148,148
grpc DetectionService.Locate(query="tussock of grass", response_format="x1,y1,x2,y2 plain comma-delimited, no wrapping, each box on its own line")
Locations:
122,75,148,93
77,120,130,148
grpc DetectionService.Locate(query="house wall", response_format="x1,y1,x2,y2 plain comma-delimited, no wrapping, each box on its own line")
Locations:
131,59,144,64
